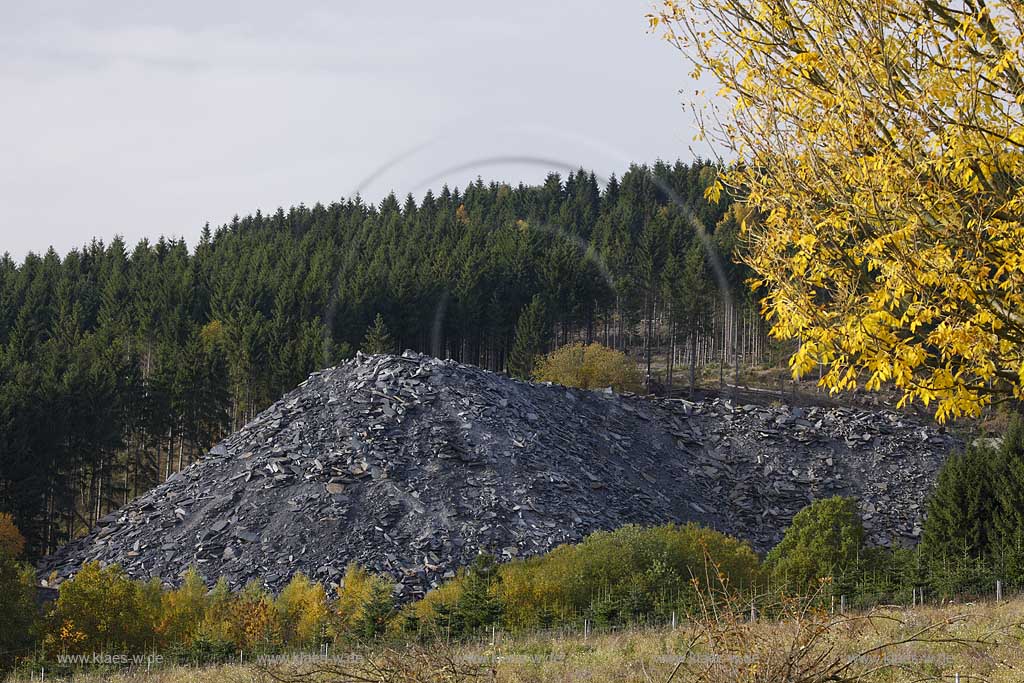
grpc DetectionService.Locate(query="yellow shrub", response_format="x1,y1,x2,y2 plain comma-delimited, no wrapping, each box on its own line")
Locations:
408,573,465,627
533,343,642,393
275,573,329,647
195,576,235,646
156,567,209,646
47,562,157,654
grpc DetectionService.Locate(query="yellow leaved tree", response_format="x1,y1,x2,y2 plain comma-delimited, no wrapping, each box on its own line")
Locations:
651,0,1024,421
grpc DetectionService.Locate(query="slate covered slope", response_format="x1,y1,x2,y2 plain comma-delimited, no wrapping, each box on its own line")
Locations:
40,352,957,598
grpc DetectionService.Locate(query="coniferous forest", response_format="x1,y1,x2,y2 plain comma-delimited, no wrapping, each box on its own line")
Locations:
0,160,773,556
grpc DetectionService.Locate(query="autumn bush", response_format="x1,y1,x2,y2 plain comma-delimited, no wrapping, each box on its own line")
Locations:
533,342,642,393
157,567,209,647
401,569,466,636
230,581,282,653
47,562,161,655
180,576,238,661
275,573,329,647
36,562,404,665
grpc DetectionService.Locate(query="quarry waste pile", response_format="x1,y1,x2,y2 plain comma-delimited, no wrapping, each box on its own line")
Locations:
41,352,957,598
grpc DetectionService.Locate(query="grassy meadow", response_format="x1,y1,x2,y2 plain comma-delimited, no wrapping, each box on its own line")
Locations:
12,596,1023,683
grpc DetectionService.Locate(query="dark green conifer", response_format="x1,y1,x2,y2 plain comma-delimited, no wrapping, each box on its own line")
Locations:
362,314,394,355
920,444,997,563
508,295,548,379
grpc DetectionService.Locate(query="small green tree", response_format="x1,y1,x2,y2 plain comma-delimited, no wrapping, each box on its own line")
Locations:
362,314,394,355
765,497,865,595
452,554,502,636
508,295,549,379
354,580,395,640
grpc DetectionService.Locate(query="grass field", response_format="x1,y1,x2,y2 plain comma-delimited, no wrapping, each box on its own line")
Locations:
12,596,1023,682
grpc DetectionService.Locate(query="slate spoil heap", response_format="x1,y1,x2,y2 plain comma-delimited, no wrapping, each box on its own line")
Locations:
40,352,957,598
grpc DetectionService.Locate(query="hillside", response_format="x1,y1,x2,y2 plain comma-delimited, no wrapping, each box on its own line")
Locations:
39,352,957,598
0,160,756,558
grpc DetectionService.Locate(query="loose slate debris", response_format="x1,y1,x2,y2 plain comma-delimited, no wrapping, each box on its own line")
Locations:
39,352,957,598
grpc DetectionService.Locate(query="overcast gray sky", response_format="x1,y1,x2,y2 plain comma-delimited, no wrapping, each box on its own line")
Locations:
1,1,706,259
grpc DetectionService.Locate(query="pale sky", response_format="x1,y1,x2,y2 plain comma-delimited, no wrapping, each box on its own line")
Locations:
1,1,708,259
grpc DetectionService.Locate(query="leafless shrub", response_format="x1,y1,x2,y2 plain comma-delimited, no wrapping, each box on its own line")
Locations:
664,557,1012,683
253,636,488,683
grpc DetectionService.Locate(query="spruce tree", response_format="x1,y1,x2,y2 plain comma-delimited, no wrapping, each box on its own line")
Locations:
508,295,548,379
991,416,1024,573
680,240,711,393
355,580,395,639
453,554,502,635
920,444,997,563
362,314,394,355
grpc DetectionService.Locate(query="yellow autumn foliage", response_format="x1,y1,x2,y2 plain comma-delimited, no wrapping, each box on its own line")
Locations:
651,0,1024,421
335,563,391,632
533,342,643,393
157,567,208,646
275,572,329,647
231,581,281,651
47,562,160,654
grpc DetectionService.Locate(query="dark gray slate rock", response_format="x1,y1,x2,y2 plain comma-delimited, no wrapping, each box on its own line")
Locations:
38,352,957,599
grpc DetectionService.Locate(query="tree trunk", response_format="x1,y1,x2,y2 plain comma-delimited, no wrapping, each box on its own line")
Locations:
689,328,698,396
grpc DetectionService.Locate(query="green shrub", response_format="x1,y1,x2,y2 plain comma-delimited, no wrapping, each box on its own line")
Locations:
0,552,37,674
765,496,864,595
413,523,760,633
